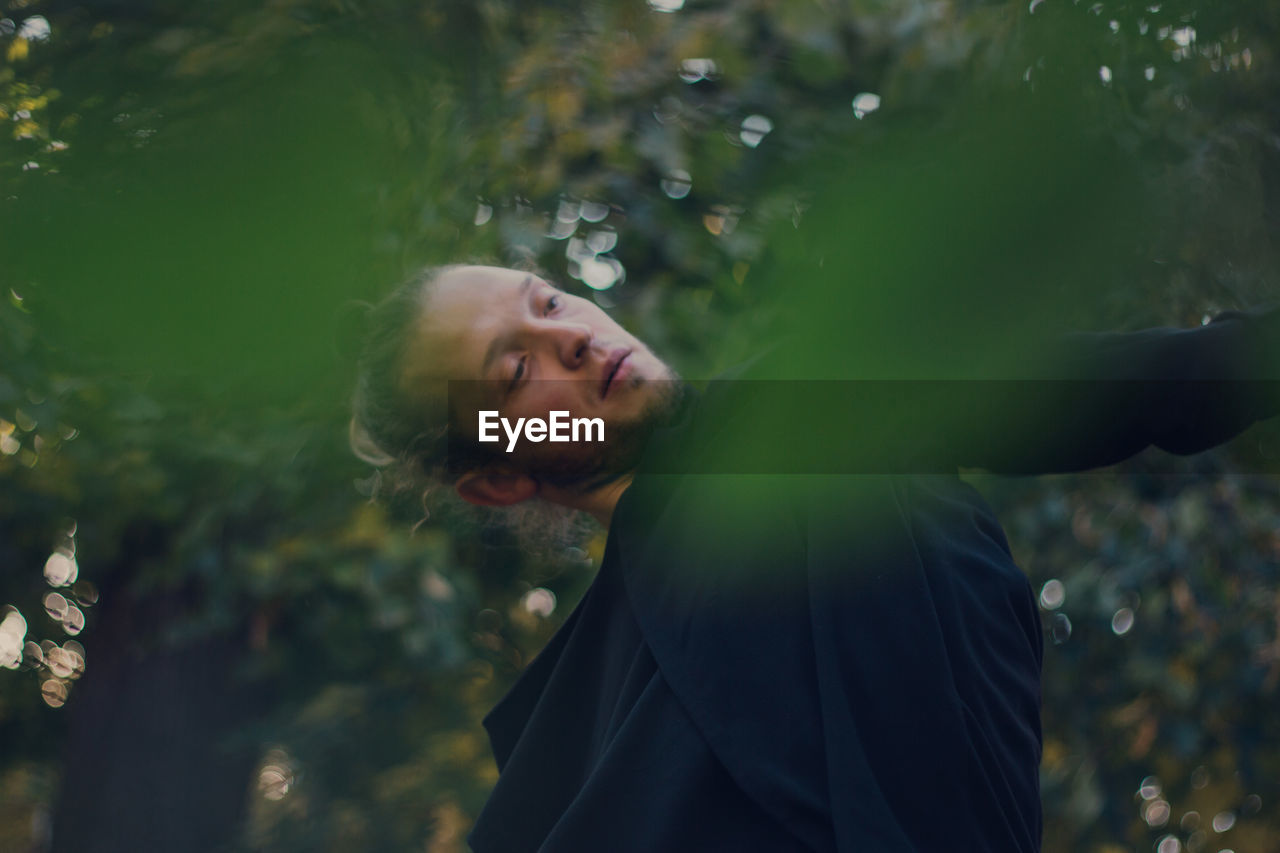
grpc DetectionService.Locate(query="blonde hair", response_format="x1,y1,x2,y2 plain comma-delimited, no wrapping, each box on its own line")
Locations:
347,262,595,551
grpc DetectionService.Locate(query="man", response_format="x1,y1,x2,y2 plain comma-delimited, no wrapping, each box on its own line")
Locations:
349,263,1280,852
349,264,685,524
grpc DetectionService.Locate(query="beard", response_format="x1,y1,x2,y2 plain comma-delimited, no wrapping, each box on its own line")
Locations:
521,376,694,493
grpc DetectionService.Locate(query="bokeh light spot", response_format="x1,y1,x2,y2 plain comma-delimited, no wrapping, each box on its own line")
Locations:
579,201,610,223
852,92,881,118
423,571,455,602
46,646,73,678
679,58,718,84
17,15,50,42
71,580,99,605
0,607,27,669
740,114,773,148
1145,798,1171,827
23,640,43,668
579,256,623,290
62,604,85,636
1051,612,1072,644
44,552,78,587
661,169,692,199
521,588,556,618
585,227,617,254
556,199,581,223
41,679,67,708
1039,578,1065,609
257,748,297,801
43,592,68,622
63,641,86,678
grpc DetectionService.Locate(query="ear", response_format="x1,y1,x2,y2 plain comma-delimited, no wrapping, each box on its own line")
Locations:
454,468,538,507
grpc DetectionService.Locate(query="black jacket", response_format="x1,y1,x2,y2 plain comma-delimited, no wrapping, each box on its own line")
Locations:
469,308,1280,853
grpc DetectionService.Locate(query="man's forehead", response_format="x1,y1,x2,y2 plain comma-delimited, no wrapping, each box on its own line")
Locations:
438,264,531,293
434,266,537,320
400,266,531,386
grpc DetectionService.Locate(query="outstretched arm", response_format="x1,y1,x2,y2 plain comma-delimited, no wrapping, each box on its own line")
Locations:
935,306,1280,474
636,306,1280,478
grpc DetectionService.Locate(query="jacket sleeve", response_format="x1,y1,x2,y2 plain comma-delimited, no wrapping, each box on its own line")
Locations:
933,305,1280,474
638,306,1280,478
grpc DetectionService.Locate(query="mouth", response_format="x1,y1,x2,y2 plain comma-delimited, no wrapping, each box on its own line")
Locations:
601,349,632,400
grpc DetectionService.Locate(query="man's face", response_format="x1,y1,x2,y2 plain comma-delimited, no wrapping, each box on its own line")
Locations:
400,265,681,486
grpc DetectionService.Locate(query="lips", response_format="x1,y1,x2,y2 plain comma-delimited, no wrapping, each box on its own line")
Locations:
601,349,631,399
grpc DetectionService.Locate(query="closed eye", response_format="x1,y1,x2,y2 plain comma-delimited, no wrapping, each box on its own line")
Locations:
508,355,527,393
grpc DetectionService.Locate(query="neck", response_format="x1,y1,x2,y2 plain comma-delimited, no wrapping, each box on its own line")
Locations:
541,473,634,528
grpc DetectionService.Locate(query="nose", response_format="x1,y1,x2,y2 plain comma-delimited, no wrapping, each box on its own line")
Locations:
545,320,592,370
